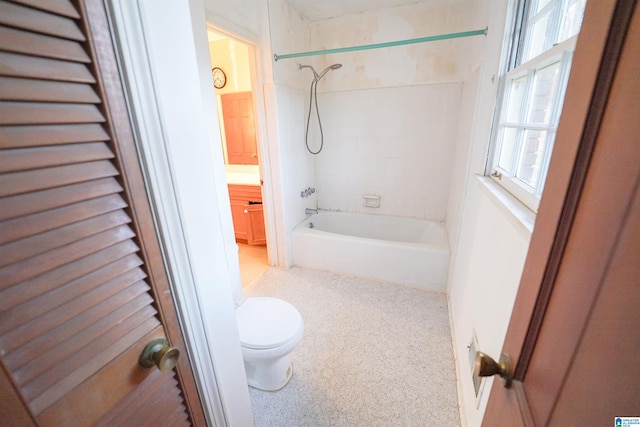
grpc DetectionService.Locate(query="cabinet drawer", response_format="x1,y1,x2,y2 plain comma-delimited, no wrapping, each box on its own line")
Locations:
228,184,262,202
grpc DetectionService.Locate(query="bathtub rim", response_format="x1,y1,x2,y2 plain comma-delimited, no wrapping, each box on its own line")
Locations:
293,211,449,251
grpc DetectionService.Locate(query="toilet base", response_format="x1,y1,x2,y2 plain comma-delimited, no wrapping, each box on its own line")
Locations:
244,354,293,391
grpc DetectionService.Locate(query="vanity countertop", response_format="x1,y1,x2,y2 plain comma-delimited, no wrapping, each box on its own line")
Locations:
226,172,261,186
225,165,260,186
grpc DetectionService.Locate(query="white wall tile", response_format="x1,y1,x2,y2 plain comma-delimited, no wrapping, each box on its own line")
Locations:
314,83,462,220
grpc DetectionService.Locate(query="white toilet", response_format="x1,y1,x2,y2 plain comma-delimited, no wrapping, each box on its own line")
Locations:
236,297,304,391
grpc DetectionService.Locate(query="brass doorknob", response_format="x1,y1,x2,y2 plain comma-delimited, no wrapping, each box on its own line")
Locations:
139,338,180,372
474,351,513,387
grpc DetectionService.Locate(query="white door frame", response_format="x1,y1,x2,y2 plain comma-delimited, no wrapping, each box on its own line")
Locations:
204,21,279,267
106,1,254,426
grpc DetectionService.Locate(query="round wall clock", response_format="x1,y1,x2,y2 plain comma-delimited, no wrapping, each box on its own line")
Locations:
212,67,226,89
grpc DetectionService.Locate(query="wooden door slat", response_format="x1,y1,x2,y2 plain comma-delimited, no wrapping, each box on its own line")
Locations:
0,1,84,41
3,256,144,369
0,271,148,353
129,377,183,427
0,142,113,173
158,392,189,425
0,256,144,337
178,411,192,427
139,377,186,426
37,327,165,426
10,0,79,19
165,407,191,427
0,178,120,222
7,291,152,373
0,124,109,149
0,224,135,290
0,160,118,197
0,194,126,245
170,403,191,425
0,240,139,311
177,414,192,427
0,364,36,426
0,102,104,125
0,52,94,83
0,210,131,268
92,365,169,427
0,77,99,103
28,316,161,414
0,26,88,63
17,304,157,387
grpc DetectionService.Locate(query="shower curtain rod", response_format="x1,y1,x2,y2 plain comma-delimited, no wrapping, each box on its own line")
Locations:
274,27,487,61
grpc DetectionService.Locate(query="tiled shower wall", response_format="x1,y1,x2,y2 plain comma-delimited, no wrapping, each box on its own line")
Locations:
305,1,468,221
314,83,462,220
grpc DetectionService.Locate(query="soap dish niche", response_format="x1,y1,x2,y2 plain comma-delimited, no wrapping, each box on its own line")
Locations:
363,194,380,208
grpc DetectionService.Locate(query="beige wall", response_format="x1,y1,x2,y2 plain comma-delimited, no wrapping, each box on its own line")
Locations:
208,38,252,93
208,36,253,164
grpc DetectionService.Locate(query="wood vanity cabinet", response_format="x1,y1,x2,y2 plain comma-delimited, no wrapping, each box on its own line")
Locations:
228,184,266,246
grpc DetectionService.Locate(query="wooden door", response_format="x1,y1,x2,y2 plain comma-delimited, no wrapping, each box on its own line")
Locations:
229,198,249,242
0,0,205,425
482,1,639,425
221,92,258,165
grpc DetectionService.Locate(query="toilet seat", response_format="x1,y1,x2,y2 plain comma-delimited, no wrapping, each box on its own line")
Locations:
236,297,303,349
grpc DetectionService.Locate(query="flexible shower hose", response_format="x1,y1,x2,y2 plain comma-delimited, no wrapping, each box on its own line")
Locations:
305,78,323,155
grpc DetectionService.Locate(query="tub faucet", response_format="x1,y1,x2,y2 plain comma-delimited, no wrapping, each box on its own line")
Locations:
305,208,318,215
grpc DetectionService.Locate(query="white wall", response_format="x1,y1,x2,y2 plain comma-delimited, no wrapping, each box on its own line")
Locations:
268,83,315,265
264,0,317,266
448,181,530,426
445,1,533,426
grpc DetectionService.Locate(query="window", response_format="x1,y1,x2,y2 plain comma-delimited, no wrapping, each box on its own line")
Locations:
490,0,587,212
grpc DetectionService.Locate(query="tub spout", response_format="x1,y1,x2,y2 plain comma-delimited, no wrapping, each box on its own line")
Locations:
305,208,318,215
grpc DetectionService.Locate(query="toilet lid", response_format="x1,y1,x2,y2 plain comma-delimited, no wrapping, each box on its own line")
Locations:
236,297,303,349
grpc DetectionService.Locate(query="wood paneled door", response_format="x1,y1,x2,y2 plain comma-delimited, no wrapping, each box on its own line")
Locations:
0,0,205,425
221,92,258,165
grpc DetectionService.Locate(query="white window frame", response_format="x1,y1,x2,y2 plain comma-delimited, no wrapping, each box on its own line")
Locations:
488,0,585,212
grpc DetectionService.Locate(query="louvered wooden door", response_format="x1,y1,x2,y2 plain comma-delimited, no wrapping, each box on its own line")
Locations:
0,0,205,425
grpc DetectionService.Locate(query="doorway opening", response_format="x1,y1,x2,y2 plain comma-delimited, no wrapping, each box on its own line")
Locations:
206,26,271,286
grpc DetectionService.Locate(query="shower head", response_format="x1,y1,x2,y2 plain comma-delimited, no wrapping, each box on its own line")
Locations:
298,63,342,82
316,63,342,81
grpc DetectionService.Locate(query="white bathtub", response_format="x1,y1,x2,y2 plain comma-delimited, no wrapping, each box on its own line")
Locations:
292,212,449,291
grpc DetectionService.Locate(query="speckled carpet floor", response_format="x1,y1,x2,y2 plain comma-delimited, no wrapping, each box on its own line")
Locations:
243,267,461,426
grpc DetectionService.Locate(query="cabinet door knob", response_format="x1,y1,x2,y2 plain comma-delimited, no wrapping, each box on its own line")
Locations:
244,209,248,214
